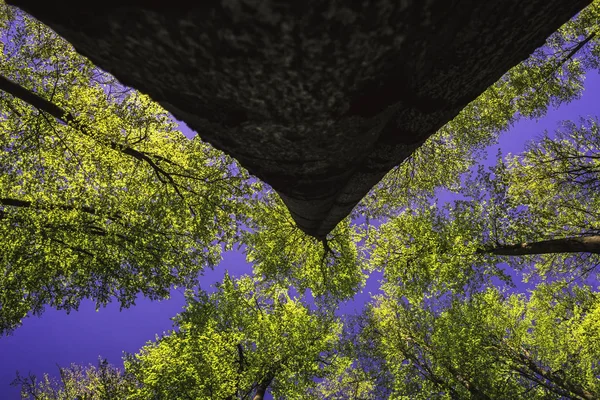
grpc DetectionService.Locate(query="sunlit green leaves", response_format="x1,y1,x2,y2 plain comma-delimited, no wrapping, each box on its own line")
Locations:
369,201,512,304
0,4,254,334
363,284,600,399
6,1,600,399
244,193,367,303
13,359,136,400
125,275,343,399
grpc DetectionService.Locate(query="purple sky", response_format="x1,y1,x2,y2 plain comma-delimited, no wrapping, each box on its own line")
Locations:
1,71,598,399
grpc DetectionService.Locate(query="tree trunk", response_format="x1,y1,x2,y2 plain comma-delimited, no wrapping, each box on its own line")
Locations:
1,197,98,216
252,374,274,400
481,236,600,256
513,350,597,400
0,74,182,195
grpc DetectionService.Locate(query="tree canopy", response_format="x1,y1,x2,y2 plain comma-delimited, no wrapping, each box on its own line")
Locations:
0,3,256,333
3,0,600,399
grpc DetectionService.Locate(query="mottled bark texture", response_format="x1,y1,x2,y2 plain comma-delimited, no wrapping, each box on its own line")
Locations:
8,0,591,238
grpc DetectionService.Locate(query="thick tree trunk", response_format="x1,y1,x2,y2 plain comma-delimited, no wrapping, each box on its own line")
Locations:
482,236,600,256
9,0,590,238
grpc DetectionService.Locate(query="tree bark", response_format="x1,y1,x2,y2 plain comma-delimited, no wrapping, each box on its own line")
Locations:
252,374,274,400
0,197,123,222
481,236,600,256
1,197,95,215
513,349,597,400
0,74,185,198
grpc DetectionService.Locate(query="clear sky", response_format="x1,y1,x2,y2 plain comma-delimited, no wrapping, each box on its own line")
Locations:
1,71,598,399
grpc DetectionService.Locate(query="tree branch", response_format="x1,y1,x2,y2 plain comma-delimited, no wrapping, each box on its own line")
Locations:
0,197,121,220
479,235,600,256
0,74,186,200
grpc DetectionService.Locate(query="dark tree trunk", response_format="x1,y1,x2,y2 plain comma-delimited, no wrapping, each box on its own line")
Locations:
1,197,101,216
0,74,149,163
482,236,600,256
0,74,186,198
8,0,591,238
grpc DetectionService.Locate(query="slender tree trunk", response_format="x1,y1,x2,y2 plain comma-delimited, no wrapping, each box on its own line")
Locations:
0,73,141,161
252,374,274,400
514,350,597,400
1,197,100,216
0,197,126,228
0,73,183,197
446,366,491,400
481,235,600,256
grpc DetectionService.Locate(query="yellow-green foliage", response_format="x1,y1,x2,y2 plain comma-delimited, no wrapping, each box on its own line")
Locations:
125,275,343,399
5,1,600,399
366,283,600,399
0,4,254,334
